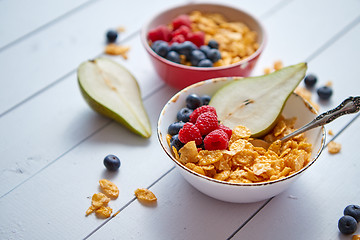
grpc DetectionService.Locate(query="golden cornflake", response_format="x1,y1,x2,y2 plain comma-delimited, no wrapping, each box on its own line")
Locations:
352,235,360,240
189,11,258,67
169,115,313,183
86,193,111,216
95,206,113,219
105,44,130,59
134,188,157,202
328,129,334,136
179,141,198,164
328,141,341,154
99,179,119,199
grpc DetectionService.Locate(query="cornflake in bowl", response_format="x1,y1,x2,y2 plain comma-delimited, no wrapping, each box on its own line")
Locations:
157,77,325,203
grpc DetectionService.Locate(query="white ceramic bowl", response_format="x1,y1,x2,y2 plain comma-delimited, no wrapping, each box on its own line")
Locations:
157,77,326,203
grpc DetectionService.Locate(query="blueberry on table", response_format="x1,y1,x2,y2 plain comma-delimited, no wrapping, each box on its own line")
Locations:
177,108,193,122
186,94,202,109
344,205,360,222
166,51,181,63
103,154,121,171
106,30,118,43
317,86,333,100
190,49,206,66
338,215,357,234
304,74,317,88
201,95,211,105
208,39,219,49
170,134,184,151
168,121,185,135
198,59,213,67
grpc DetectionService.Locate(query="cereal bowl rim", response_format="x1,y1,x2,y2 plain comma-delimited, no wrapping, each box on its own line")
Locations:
157,77,326,187
141,2,267,71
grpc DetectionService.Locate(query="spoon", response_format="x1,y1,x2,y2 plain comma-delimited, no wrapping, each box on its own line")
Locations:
250,96,360,149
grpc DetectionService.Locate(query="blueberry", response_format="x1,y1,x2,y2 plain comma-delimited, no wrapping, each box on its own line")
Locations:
206,49,221,63
201,95,211,105
186,94,202,109
190,49,206,66
338,215,357,235
177,108,193,122
208,39,219,49
198,59,213,67
103,154,121,171
166,51,181,63
177,41,197,59
170,134,184,151
304,74,317,88
344,205,360,222
151,40,167,50
154,41,169,57
169,42,180,52
168,121,185,135
200,45,211,56
317,86,333,100
106,30,118,43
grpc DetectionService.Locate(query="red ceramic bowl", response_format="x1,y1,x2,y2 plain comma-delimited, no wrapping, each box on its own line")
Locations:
141,3,266,90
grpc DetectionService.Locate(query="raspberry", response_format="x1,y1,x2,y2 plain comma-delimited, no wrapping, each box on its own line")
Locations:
171,25,191,39
178,122,202,145
195,111,219,136
147,25,171,42
172,14,192,30
218,124,232,140
204,129,229,150
187,31,205,47
189,105,217,123
170,34,186,44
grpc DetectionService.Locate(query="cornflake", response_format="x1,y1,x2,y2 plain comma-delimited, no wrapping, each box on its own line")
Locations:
99,179,119,199
86,193,110,216
169,116,313,183
328,141,341,154
189,11,259,67
134,188,157,203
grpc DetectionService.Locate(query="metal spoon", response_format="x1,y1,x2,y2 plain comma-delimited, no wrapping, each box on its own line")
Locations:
250,96,360,149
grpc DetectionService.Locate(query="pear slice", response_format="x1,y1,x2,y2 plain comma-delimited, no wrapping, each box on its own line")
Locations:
209,62,307,138
77,58,151,138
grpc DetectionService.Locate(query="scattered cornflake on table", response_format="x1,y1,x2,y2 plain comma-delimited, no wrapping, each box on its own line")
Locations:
328,129,334,136
86,192,111,216
328,141,341,154
105,44,130,59
134,188,157,203
99,179,119,199
273,60,283,71
116,26,126,33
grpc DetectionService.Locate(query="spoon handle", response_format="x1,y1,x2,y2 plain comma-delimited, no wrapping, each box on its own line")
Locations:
280,96,360,142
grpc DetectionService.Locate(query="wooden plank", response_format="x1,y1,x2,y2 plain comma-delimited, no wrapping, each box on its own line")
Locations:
251,0,360,76
0,86,178,239
231,115,360,239
0,0,91,49
0,35,166,197
88,170,269,240
0,0,187,115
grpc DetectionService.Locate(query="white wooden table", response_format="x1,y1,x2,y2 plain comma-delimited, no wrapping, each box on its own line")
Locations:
1,0,360,239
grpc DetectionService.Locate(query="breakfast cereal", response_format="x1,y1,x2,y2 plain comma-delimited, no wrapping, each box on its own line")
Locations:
170,116,313,183
86,192,110,216
134,188,157,202
99,179,119,199
189,11,259,67
328,141,341,154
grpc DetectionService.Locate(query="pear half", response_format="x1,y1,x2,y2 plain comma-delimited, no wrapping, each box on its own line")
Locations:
209,62,307,138
77,58,151,138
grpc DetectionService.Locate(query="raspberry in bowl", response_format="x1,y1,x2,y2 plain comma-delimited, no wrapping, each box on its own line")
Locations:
141,3,266,90
157,77,325,203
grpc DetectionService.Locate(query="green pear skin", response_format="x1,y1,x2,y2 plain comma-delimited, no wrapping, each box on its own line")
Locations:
77,58,151,138
210,62,307,138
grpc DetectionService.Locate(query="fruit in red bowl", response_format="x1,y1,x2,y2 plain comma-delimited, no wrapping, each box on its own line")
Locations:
141,3,266,90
